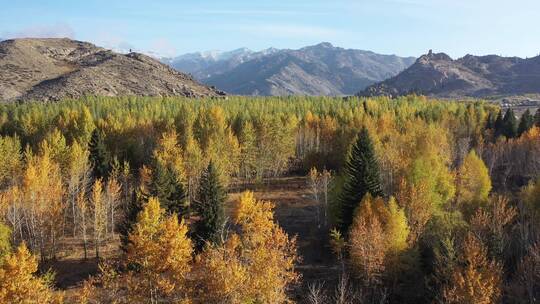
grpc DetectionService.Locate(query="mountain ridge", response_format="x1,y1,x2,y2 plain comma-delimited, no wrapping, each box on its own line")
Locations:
168,42,416,96
359,50,540,98
0,38,224,102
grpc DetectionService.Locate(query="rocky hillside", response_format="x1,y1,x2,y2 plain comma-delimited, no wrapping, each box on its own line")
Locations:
169,43,415,96
0,38,224,102
359,50,540,98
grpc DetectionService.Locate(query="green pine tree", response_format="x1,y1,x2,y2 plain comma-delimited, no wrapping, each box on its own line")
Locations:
518,109,535,136
193,161,226,250
493,110,504,138
535,108,540,127
502,109,518,138
119,190,144,252
150,161,187,216
88,129,111,179
338,127,383,232
485,112,494,130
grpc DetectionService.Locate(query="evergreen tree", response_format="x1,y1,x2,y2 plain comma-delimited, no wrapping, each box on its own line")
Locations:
338,127,383,232
119,191,144,252
518,109,535,136
534,108,540,127
485,112,494,130
502,109,518,138
119,166,151,252
193,161,226,249
88,129,111,179
493,110,504,138
150,161,187,216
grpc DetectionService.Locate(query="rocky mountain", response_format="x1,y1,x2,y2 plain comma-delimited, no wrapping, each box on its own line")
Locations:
169,43,415,96
0,38,224,102
359,50,540,98
167,47,279,80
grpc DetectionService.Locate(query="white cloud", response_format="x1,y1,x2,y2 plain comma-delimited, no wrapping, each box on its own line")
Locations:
148,38,177,58
2,23,75,39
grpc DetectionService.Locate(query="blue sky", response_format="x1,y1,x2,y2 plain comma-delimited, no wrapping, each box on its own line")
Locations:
1,0,539,58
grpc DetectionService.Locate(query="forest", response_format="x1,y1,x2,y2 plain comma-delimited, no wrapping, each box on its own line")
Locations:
0,95,539,303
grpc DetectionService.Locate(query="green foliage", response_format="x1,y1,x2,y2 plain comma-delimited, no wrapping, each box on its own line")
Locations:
238,120,257,179
119,191,145,253
88,129,111,180
457,150,492,211
337,127,383,232
518,109,535,136
493,110,505,138
408,155,455,210
0,135,22,190
502,108,518,138
193,161,226,249
150,161,187,216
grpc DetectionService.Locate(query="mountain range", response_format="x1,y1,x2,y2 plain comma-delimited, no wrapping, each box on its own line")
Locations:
0,38,223,102
166,43,416,96
359,50,540,98
2,38,539,102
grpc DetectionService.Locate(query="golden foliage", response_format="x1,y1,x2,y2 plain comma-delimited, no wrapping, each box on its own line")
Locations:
521,177,540,220
349,194,410,286
154,129,186,182
457,150,492,207
195,191,299,304
125,197,193,302
396,178,433,246
0,243,63,304
22,149,64,259
443,233,502,304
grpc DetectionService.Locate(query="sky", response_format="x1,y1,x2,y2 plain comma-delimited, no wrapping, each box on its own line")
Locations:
1,0,539,58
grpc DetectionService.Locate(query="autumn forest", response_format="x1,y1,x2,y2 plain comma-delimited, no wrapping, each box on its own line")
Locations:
0,95,539,303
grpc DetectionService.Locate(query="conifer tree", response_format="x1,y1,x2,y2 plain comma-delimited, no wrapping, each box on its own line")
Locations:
338,127,383,232
88,129,111,180
502,108,518,138
119,166,150,252
518,109,535,136
485,112,494,130
493,110,504,138
149,130,187,216
150,161,187,216
535,108,540,127
193,161,226,249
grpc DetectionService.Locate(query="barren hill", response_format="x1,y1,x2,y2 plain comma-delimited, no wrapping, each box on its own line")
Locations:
359,50,540,98
0,38,224,102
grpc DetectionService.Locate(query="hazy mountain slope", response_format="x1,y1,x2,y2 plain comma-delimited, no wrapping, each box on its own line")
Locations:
170,43,415,96
359,50,540,97
167,47,279,80
0,38,224,102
